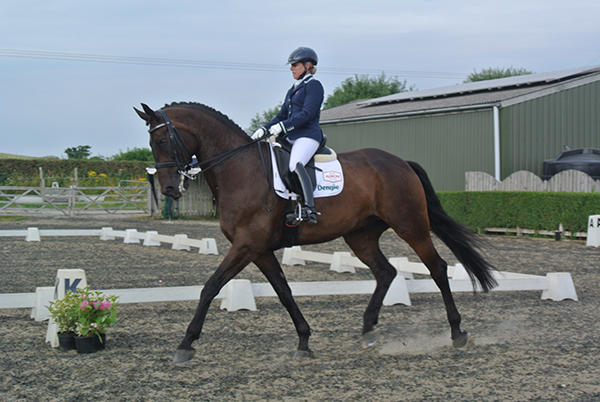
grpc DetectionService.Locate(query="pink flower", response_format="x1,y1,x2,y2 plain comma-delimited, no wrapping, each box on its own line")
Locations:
99,301,111,311
91,323,99,329
79,299,90,311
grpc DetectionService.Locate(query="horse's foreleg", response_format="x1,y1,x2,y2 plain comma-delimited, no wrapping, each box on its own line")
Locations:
173,244,255,365
343,230,396,348
253,252,313,358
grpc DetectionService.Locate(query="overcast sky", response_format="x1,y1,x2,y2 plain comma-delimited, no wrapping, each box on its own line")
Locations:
2,0,600,158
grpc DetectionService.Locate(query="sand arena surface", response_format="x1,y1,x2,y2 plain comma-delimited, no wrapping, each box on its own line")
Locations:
1,216,599,401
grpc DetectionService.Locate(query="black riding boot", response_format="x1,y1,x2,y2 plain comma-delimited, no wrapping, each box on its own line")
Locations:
289,162,318,225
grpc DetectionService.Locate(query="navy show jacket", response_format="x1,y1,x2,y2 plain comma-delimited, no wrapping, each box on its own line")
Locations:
266,75,324,142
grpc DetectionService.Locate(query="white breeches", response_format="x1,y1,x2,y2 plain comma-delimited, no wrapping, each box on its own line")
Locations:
288,137,320,171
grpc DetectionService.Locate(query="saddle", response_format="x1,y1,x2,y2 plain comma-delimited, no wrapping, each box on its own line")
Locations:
272,135,336,196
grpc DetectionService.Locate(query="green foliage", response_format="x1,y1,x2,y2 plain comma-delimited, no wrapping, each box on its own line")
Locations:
47,287,119,338
110,147,154,162
323,72,414,109
47,292,80,334
0,153,58,160
438,191,600,236
463,66,534,83
64,145,92,160
246,103,282,133
74,287,119,338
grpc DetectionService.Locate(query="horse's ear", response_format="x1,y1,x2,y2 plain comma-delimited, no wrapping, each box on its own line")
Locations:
134,103,158,125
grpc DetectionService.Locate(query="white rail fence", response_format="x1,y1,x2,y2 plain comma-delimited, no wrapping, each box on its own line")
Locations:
0,227,219,254
1,230,578,329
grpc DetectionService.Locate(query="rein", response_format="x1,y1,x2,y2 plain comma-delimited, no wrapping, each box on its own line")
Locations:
149,109,264,180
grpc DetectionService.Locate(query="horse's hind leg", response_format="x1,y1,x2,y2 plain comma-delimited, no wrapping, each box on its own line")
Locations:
343,226,397,348
404,235,469,347
253,251,313,358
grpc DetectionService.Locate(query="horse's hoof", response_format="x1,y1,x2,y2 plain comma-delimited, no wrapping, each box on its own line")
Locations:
452,332,471,348
362,329,380,349
293,349,315,359
172,348,196,365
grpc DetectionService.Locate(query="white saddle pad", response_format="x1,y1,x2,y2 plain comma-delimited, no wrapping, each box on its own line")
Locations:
270,144,344,200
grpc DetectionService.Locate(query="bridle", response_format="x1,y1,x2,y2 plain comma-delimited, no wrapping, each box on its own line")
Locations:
148,109,195,178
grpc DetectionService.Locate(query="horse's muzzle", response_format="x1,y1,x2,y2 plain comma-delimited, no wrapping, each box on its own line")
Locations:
162,185,182,200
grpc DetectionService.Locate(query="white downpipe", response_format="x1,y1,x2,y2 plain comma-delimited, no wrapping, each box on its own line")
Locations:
493,105,501,181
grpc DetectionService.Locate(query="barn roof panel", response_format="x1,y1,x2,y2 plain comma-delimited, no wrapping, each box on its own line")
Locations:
321,65,600,123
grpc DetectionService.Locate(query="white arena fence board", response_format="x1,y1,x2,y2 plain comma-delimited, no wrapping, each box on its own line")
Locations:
0,230,578,340
0,269,578,323
0,227,219,255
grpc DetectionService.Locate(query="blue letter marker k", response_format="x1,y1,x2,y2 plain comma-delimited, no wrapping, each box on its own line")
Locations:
65,278,82,294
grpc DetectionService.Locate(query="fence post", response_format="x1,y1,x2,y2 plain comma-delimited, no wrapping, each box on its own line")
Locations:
39,167,45,189
69,168,78,217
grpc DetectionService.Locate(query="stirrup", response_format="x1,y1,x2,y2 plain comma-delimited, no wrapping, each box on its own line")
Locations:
286,202,319,226
301,206,318,225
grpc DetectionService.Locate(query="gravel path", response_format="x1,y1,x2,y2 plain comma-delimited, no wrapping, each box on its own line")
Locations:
1,216,599,401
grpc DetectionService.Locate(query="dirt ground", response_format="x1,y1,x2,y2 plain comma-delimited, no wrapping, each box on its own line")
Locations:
1,215,599,402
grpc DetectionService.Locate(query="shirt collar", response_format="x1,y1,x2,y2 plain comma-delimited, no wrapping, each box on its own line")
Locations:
294,73,313,88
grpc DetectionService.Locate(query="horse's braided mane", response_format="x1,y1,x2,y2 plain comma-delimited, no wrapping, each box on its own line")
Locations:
163,102,246,135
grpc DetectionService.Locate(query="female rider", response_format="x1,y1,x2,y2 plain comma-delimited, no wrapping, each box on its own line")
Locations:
252,47,324,225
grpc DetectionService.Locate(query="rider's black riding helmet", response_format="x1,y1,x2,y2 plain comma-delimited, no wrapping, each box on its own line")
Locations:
287,47,318,66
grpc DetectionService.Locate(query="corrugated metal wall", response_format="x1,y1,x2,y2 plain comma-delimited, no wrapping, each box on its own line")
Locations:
500,80,600,177
322,109,495,191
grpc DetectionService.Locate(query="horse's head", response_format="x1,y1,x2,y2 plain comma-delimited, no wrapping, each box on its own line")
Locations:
134,103,196,200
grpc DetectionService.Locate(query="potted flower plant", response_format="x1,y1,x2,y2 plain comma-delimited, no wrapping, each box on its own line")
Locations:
73,287,119,354
47,291,79,351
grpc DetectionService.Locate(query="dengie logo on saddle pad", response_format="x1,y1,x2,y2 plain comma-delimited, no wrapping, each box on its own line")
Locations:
270,144,344,199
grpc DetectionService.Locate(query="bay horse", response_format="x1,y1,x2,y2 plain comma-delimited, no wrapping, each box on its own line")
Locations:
134,102,496,365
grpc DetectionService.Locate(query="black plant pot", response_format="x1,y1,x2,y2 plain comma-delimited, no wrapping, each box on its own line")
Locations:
75,336,96,354
94,333,107,351
58,333,76,351
74,333,107,354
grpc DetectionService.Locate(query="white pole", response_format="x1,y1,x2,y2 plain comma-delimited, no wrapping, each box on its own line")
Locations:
493,105,501,181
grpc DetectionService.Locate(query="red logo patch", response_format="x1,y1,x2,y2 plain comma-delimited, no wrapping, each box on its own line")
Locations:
323,171,342,183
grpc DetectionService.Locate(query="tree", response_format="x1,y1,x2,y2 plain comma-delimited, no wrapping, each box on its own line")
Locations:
323,72,414,109
111,147,154,162
463,66,534,83
246,103,282,134
64,145,91,159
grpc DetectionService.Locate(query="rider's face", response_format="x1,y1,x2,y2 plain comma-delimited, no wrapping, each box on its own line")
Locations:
290,62,308,80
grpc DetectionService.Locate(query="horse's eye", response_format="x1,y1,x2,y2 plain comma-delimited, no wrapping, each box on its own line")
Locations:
156,138,168,147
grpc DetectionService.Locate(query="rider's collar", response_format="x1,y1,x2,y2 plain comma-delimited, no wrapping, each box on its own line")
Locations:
294,74,314,88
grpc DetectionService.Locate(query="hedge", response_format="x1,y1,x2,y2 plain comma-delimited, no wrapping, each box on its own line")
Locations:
438,191,600,235
0,159,151,186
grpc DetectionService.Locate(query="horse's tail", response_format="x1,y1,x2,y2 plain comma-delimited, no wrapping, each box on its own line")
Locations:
407,161,497,292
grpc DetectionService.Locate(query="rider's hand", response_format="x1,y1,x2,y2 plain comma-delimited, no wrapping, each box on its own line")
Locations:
269,123,283,137
251,127,266,140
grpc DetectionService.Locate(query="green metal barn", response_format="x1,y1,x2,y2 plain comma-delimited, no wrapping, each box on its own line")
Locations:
320,65,600,191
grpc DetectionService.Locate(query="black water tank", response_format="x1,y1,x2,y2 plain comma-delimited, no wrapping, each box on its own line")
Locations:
542,148,600,180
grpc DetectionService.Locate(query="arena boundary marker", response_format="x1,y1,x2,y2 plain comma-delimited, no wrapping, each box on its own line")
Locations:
1,263,578,322
0,227,219,255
